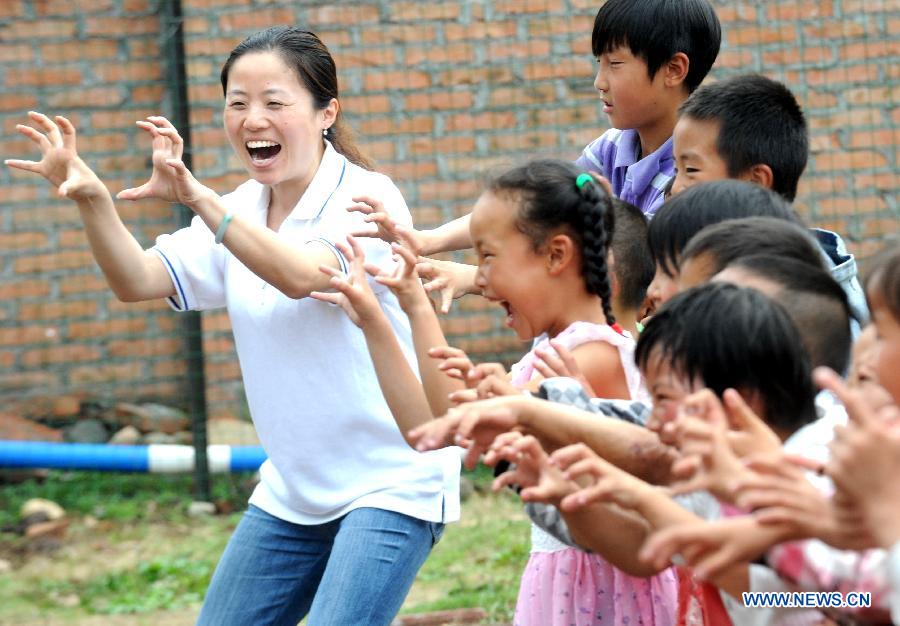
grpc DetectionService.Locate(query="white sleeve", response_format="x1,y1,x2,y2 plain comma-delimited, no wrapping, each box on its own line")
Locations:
152,214,227,312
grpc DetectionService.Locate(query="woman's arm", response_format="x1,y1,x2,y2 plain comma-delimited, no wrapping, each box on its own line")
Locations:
118,117,340,300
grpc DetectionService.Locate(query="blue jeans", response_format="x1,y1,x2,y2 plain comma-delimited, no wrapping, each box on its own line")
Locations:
197,505,444,626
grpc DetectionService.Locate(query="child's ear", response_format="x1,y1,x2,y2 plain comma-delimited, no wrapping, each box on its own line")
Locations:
664,52,690,88
608,250,621,300
741,164,775,191
546,234,576,276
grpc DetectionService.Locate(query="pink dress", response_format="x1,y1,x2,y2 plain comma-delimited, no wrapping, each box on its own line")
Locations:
511,321,678,626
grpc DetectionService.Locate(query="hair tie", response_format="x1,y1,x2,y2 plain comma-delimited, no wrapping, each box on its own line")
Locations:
575,173,593,189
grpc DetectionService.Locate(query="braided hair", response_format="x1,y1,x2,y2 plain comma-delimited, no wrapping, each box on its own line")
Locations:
487,160,617,326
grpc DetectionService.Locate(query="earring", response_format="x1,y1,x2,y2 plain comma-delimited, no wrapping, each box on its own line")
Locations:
323,128,329,137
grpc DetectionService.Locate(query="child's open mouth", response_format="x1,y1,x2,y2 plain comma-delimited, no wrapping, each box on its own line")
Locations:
500,300,514,328
246,140,281,164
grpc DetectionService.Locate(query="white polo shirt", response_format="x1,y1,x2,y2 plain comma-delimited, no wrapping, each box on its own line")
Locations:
152,141,460,525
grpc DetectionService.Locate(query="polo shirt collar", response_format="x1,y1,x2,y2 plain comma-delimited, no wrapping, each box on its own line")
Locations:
284,140,348,221
611,130,674,198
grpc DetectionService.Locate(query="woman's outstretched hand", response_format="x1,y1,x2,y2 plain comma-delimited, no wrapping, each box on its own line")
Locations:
6,111,107,202
117,116,211,207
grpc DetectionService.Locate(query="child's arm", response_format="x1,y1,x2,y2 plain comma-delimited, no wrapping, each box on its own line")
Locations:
416,257,480,314
568,341,631,400
373,242,465,417
349,203,472,256
6,112,175,301
311,237,434,443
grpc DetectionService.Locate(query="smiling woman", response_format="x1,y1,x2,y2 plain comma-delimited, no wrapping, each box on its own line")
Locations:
5,25,459,626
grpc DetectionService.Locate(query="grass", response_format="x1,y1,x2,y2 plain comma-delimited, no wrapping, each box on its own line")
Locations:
0,465,530,624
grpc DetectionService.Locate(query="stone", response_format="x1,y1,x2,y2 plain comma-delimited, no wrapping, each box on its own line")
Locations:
108,425,141,445
64,418,108,444
25,518,69,540
21,498,65,521
141,431,178,445
0,412,63,442
114,402,191,433
51,395,83,418
188,501,217,517
207,418,260,446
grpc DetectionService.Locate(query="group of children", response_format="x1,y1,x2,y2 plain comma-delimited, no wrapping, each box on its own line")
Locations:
336,0,898,624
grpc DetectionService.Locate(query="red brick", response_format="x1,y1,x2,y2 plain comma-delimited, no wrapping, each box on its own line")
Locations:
130,85,165,104
68,318,147,340
814,150,889,171
35,0,115,15
729,25,797,46
59,274,112,296
436,67,515,87
107,337,182,358
6,67,82,87
0,231,48,250
128,38,161,59
22,344,102,367
766,1,834,20
364,70,431,92
1,44,33,63
0,19,77,40
488,85,557,107
0,326,60,346
219,8,295,32
358,115,434,136
527,16,593,37
404,91,475,111
15,250,95,274
0,280,51,299
18,300,98,320
406,43,475,66
0,371,61,392
153,360,189,378
388,3,460,21
0,0,24,18
493,0,565,14
360,24,436,45
85,16,159,36
96,61,163,82
524,58,592,80
205,360,242,381
0,93,39,112
69,362,145,385
407,136,476,157
47,87,125,109
307,4,379,26
487,40,552,60
445,20,517,40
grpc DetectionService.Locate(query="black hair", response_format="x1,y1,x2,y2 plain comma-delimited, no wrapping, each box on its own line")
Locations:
682,217,825,279
592,0,721,92
488,160,617,325
636,283,817,433
678,74,808,200
720,254,852,374
648,180,801,276
864,242,900,321
220,26,372,169
610,199,654,311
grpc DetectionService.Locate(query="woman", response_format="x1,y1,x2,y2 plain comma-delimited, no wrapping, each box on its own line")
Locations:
7,27,459,626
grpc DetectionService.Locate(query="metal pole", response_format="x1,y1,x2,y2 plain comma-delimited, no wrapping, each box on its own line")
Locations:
161,0,211,503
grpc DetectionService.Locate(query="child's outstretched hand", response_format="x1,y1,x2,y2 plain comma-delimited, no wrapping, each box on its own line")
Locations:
550,443,655,513
6,111,107,202
491,435,575,505
429,345,476,384
348,195,425,257
532,339,597,397
310,236,383,328
668,389,751,501
371,241,428,311
415,258,479,314
117,116,212,207
639,516,789,580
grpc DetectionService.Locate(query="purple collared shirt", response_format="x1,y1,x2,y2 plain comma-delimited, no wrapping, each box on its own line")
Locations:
575,128,675,218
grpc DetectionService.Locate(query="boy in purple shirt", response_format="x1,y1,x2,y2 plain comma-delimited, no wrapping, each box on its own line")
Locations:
576,0,721,217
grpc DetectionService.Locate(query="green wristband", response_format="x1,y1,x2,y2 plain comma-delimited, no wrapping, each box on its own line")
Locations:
214,211,233,244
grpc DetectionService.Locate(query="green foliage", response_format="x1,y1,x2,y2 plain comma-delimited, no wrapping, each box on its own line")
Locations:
0,471,254,529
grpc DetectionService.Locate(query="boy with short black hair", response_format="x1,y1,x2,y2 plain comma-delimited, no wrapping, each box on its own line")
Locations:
576,0,721,216
608,199,655,336
669,73,868,327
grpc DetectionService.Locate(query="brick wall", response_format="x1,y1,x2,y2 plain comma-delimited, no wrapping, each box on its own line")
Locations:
1,0,897,420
